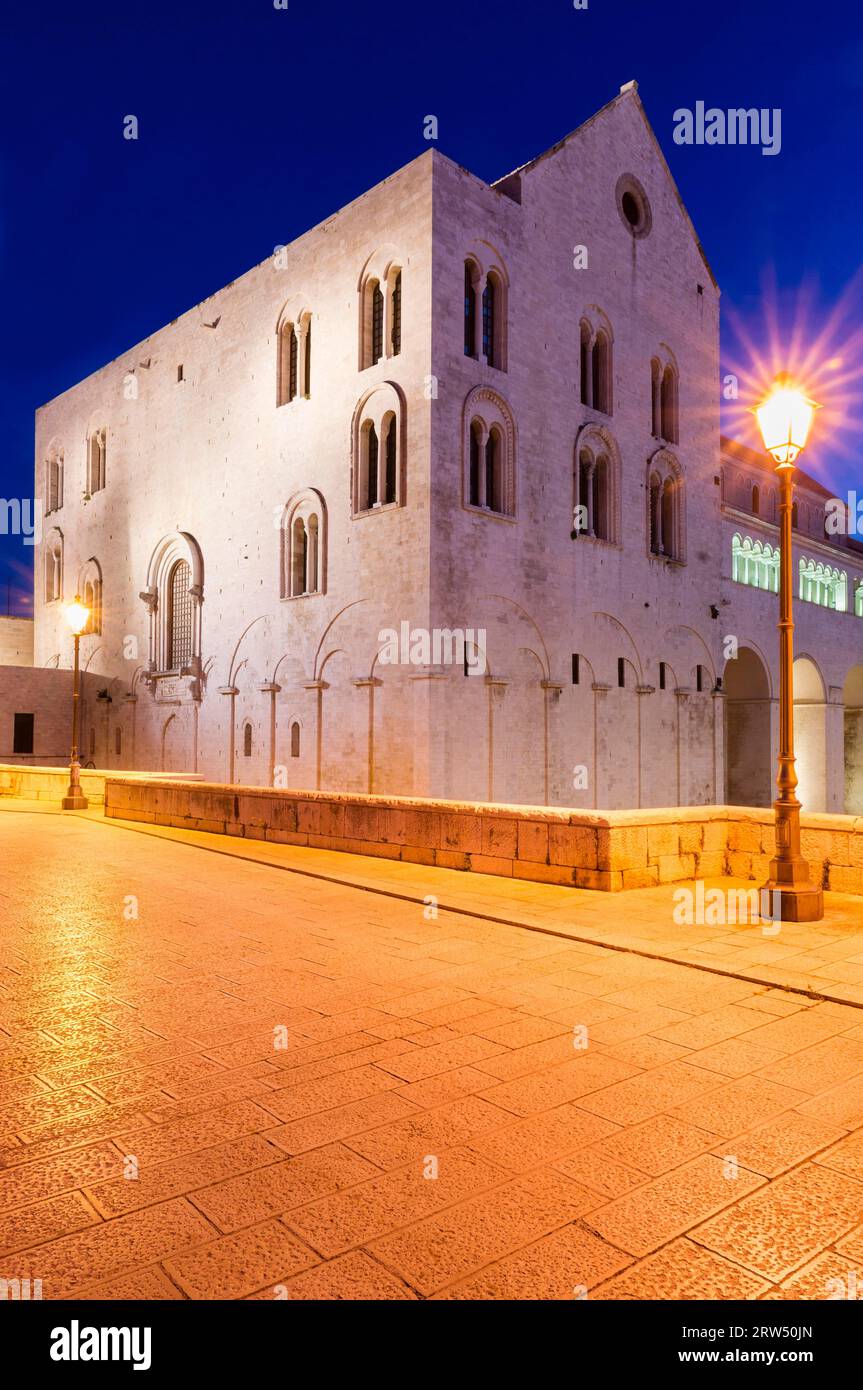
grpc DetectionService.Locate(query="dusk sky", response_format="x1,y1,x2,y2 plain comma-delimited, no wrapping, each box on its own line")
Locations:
2,0,861,614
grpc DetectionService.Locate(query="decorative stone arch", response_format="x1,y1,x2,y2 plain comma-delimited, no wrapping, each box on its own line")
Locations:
275,296,313,405
793,654,828,811
44,436,65,515
573,422,621,544
462,385,517,518
463,239,509,370
723,643,773,807
584,611,644,688
281,487,327,598
358,244,404,369
142,531,205,675
647,447,686,563
44,527,64,603
351,381,407,515
79,557,103,634
843,665,863,813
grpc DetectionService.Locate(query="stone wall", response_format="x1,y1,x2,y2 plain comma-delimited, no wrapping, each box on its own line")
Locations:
0,764,205,805
0,617,34,666
102,778,863,897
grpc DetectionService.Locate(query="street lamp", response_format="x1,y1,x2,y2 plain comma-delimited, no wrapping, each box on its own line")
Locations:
62,595,91,811
754,374,823,922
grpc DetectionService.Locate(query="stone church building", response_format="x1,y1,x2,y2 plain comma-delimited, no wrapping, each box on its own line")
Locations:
31,84,863,814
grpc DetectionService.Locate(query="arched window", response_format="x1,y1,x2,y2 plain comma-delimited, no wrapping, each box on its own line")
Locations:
243,722,253,758
799,556,846,611
855,581,863,619
580,322,591,406
660,365,678,443
791,501,799,529
290,721,300,758
580,315,613,414
277,308,312,405
731,533,778,591
464,261,478,358
751,484,760,515
389,270,402,356
282,489,327,598
80,559,103,635
371,282,384,364
482,278,497,368
463,386,516,518
44,529,63,602
573,428,619,545
462,247,507,370
469,421,482,506
650,359,661,436
86,427,107,495
143,532,204,677
384,414,397,504
167,560,193,670
353,383,405,514
647,452,684,562
592,331,611,414
45,445,64,514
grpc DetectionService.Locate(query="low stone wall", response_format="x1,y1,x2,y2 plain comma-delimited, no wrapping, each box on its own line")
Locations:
102,778,863,896
0,764,204,807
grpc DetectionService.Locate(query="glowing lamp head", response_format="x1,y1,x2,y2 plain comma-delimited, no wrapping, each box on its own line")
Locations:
64,596,90,636
755,376,819,466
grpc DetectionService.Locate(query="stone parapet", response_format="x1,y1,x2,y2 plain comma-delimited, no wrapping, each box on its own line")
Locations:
101,778,863,897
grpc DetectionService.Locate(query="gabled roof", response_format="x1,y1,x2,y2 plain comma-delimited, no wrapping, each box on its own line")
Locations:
492,82,718,292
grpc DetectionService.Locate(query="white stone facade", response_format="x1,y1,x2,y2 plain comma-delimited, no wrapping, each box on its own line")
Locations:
31,86,863,813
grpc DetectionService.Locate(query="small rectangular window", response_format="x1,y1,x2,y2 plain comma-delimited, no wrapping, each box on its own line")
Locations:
696,665,704,693
617,658,625,688
571,654,580,686
13,713,34,755
115,727,122,756
177,364,184,382
659,662,666,691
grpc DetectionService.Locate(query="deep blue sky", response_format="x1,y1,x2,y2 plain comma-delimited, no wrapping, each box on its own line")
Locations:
2,0,861,615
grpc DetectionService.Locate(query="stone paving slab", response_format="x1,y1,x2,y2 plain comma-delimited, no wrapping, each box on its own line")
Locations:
1,808,863,1299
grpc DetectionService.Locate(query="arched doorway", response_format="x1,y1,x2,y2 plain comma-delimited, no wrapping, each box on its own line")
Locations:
843,666,863,814
724,646,772,807
793,657,826,812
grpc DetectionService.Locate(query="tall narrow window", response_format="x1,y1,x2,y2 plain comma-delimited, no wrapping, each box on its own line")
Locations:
592,332,611,414
371,283,384,365
168,560,193,670
303,320,311,398
659,661,667,690
618,658,626,688
469,423,481,506
115,727,122,757
791,501,799,529
571,654,580,685
243,723,253,757
660,365,678,442
384,416,397,504
289,331,298,401
482,279,496,368
291,517,308,595
390,271,402,356
290,721,300,757
649,478,662,555
366,425,379,509
661,480,676,560
87,429,106,495
580,323,591,406
751,484,760,515
486,428,501,512
592,458,609,542
651,359,661,436
464,263,477,358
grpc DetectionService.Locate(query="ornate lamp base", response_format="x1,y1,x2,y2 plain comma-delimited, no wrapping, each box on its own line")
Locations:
760,878,824,923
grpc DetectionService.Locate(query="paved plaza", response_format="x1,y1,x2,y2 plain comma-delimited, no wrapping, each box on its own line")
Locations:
1,805,863,1300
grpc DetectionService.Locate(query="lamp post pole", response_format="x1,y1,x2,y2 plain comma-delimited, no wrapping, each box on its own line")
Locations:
62,628,89,811
756,380,823,923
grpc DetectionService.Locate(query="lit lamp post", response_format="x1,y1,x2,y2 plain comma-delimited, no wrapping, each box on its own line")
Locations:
62,596,91,811
754,375,823,922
